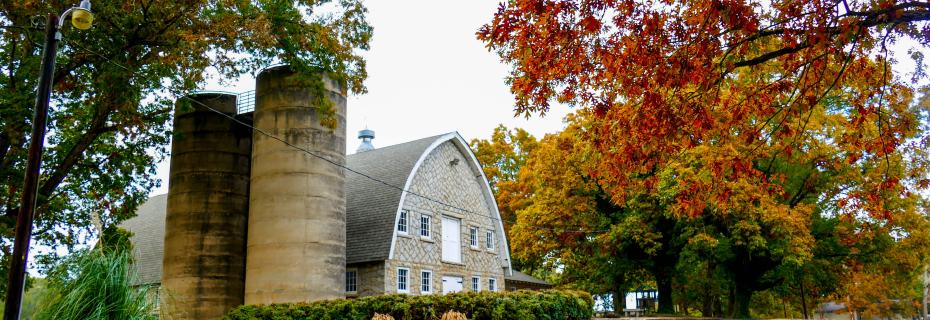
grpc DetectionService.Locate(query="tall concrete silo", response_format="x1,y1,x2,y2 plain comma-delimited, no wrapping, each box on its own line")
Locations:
162,93,252,319
245,66,347,304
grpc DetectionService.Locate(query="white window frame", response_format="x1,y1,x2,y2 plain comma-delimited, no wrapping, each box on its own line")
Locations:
421,270,432,294
489,278,497,291
397,210,409,234
346,269,358,294
397,267,410,293
420,214,431,238
471,276,481,292
486,230,495,250
469,226,479,248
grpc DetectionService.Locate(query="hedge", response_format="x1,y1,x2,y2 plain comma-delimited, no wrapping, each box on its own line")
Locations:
223,290,594,320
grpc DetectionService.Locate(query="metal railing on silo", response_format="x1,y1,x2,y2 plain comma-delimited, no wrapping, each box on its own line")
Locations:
237,90,255,114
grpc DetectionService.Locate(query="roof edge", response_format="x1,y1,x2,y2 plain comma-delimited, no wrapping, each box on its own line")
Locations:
385,132,513,275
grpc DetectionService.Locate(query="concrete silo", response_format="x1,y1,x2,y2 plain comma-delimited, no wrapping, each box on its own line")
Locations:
244,66,347,304
162,93,252,319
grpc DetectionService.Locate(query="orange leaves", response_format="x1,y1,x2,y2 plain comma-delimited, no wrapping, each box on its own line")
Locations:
480,0,930,229
480,1,930,307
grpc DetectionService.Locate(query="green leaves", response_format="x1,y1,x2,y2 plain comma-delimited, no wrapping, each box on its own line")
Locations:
0,0,371,293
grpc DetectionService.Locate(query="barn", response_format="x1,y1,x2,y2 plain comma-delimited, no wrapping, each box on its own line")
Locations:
121,65,546,320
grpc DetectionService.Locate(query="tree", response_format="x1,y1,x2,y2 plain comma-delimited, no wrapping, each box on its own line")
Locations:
487,113,684,313
470,125,539,231
0,0,372,293
470,125,540,271
478,0,929,216
480,1,930,317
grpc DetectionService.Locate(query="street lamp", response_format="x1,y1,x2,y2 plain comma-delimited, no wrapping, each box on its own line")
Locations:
3,2,93,320
64,1,94,31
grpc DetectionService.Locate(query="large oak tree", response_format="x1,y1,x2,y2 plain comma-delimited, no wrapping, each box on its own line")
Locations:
479,1,930,316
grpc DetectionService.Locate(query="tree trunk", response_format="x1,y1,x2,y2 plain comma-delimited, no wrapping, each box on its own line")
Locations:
613,289,624,314
731,282,754,319
701,263,715,317
714,295,724,317
922,265,928,320
656,272,675,314
727,285,736,317
782,298,788,318
800,279,809,319
702,292,714,317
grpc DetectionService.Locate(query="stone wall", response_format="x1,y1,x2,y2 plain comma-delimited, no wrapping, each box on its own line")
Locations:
347,261,385,297
385,141,506,294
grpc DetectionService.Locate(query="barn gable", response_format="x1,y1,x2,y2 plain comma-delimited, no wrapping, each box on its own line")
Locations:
385,133,512,274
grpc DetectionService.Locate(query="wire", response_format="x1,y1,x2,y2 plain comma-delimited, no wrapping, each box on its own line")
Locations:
66,38,608,235
184,93,606,235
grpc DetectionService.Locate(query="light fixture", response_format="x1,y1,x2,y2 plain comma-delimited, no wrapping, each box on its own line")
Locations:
61,0,94,31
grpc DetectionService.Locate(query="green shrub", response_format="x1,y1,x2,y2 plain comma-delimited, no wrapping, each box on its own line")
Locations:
224,290,593,320
32,250,155,320
31,227,154,320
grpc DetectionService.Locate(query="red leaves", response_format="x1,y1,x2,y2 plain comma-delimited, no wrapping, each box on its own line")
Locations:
580,15,601,33
479,0,929,226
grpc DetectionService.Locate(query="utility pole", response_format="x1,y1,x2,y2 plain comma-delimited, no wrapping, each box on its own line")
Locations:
3,13,59,320
3,2,92,319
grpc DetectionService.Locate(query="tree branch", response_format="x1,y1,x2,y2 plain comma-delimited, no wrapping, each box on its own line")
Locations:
731,2,930,68
35,107,169,203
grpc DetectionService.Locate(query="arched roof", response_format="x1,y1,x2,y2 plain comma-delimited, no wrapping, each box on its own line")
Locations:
122,132,513,285
376,132,512,274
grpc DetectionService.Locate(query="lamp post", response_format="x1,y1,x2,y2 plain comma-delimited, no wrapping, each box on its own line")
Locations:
3,2,93,320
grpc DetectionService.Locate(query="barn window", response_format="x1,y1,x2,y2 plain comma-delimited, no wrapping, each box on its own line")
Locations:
486,230,495,250
421,270,432,294
469,226,478,247
346,270,357,293
397,268,410,293
471,276,480,292
489,278,497,291
420,214,431,238
397,210,408,234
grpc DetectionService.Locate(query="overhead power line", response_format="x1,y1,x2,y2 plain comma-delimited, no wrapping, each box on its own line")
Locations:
182,94,607,235
66,37,608,234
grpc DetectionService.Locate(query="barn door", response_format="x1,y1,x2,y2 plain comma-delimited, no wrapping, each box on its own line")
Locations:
441,217,462,263
442,276,463,294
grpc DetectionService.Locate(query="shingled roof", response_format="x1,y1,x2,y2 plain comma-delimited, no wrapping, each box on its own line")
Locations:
505,270,551,286
122,134,448,284
121,193,166,285
345,134,445,263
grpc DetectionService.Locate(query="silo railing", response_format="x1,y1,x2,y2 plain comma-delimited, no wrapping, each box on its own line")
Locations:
237,90,256,114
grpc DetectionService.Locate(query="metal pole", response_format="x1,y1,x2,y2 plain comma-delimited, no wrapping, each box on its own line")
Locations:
3,13,58,320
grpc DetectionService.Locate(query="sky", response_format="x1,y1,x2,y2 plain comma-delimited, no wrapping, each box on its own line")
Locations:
148,0,573,196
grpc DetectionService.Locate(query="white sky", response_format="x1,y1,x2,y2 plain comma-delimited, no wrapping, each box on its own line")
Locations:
148,0,572,196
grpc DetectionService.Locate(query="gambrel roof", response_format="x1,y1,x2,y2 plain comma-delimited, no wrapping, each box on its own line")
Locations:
122,132,513,285
344,134,445,263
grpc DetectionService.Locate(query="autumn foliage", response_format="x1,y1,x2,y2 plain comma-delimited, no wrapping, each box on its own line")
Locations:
476,0,930,317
